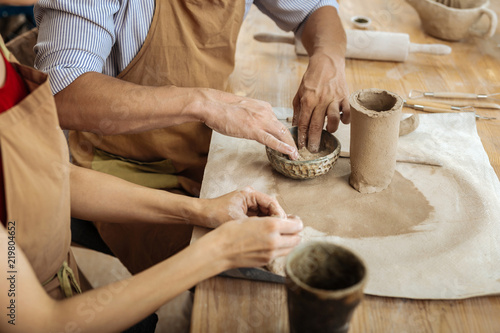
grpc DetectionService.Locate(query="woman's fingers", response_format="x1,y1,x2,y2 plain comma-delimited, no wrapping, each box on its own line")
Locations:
244,187,286,218
211,215,303,269
275,215,303,235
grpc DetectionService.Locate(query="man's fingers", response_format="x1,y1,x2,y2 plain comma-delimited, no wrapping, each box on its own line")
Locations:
260,132,298,160
271,123,299,160
292,93,301,127
326,101,341,133
340,98,351,124
297,103,314,150
307,107,327,153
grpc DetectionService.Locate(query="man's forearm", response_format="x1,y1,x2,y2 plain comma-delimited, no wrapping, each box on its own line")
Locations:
55,72,202,134
301,5,346,58
70,165,202,225
56,55,299,159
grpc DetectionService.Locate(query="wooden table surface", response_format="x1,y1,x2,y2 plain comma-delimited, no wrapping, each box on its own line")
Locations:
191,1,500,332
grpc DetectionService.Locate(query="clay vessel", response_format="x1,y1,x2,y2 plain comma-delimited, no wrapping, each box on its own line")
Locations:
349,89,403,194
405,0,497,41
285,241,367,333
266,127,341,180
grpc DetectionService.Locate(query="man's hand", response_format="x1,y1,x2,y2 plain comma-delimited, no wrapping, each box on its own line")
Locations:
196,89,300,160
292,5,350,153
293,52,350,152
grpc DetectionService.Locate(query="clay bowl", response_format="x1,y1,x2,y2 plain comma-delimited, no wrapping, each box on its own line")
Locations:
266,127,341,180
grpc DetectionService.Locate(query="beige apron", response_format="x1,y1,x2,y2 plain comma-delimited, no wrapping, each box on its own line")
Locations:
68,0,245,274
0,47,80,299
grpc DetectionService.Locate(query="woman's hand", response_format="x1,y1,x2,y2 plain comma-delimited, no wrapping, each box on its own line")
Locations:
195,186,286,228
198,215,303,270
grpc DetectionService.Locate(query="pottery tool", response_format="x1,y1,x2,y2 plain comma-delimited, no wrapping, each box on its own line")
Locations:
254,29,452,62
339,151,443,167
408,90,500,109
416,99,500,110
404,99,471,112
409,90,500,101
403,100,496,119
219,267,285,284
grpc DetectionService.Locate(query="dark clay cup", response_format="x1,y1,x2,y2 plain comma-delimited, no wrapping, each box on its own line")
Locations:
285,241,367,333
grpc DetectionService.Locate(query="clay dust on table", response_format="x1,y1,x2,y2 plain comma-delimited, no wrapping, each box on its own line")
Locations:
272,159,434,239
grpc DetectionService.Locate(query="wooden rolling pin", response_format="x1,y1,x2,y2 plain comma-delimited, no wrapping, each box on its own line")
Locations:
254,29,451,62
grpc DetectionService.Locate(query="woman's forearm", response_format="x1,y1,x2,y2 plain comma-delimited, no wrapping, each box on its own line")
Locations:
70,165,203,225
1,230,224,333
1,213,302,332
52,239,223,332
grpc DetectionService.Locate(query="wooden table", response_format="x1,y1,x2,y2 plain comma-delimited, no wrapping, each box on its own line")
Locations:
191,1,500,332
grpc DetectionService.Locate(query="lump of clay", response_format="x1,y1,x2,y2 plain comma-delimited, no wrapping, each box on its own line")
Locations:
296,147,331,161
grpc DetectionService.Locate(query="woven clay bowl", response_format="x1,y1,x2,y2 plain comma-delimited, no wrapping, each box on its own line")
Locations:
266,127,341,180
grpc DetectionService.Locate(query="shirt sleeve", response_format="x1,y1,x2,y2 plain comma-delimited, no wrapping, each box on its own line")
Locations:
34,1,120,95
252,0,339,38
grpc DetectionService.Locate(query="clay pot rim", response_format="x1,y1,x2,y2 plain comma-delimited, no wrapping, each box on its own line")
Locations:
413,0,490,12
266,127,341,165
285,241,368,299
349,88,403,118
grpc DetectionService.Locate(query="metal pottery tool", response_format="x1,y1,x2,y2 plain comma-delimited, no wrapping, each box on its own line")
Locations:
408,90,500,109
254,29,451,62
339,151,443,167
218,267,285,284
403,100,496,120
409,90,500,101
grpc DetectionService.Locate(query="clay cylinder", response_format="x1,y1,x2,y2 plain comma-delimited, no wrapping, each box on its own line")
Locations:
285,241,367,333
349,89,403,193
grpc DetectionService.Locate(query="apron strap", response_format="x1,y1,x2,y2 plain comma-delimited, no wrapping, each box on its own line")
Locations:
43,260,82,298
0,36,9,57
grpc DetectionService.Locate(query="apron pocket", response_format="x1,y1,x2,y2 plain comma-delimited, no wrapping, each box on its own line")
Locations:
91,148,180,189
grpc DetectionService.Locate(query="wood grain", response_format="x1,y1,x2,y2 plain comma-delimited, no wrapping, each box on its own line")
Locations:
191,1,500,332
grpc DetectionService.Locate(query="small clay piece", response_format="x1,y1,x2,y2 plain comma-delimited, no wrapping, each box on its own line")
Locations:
399,113,420,136
285,241,367,333
405,0,498,41
349,88,403,193
266,127,341,180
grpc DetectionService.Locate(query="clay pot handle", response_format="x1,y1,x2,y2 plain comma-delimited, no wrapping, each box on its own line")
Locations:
477,7,498,38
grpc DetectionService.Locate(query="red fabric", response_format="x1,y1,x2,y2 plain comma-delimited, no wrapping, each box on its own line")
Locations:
0,50,29,225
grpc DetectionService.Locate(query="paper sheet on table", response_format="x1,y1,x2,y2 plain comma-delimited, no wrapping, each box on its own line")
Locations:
200,108,500,299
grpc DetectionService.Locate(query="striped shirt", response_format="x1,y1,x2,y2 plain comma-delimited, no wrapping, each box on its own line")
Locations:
34,0,339,95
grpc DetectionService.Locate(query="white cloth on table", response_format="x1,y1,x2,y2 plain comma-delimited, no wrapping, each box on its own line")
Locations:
200,108,500,299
